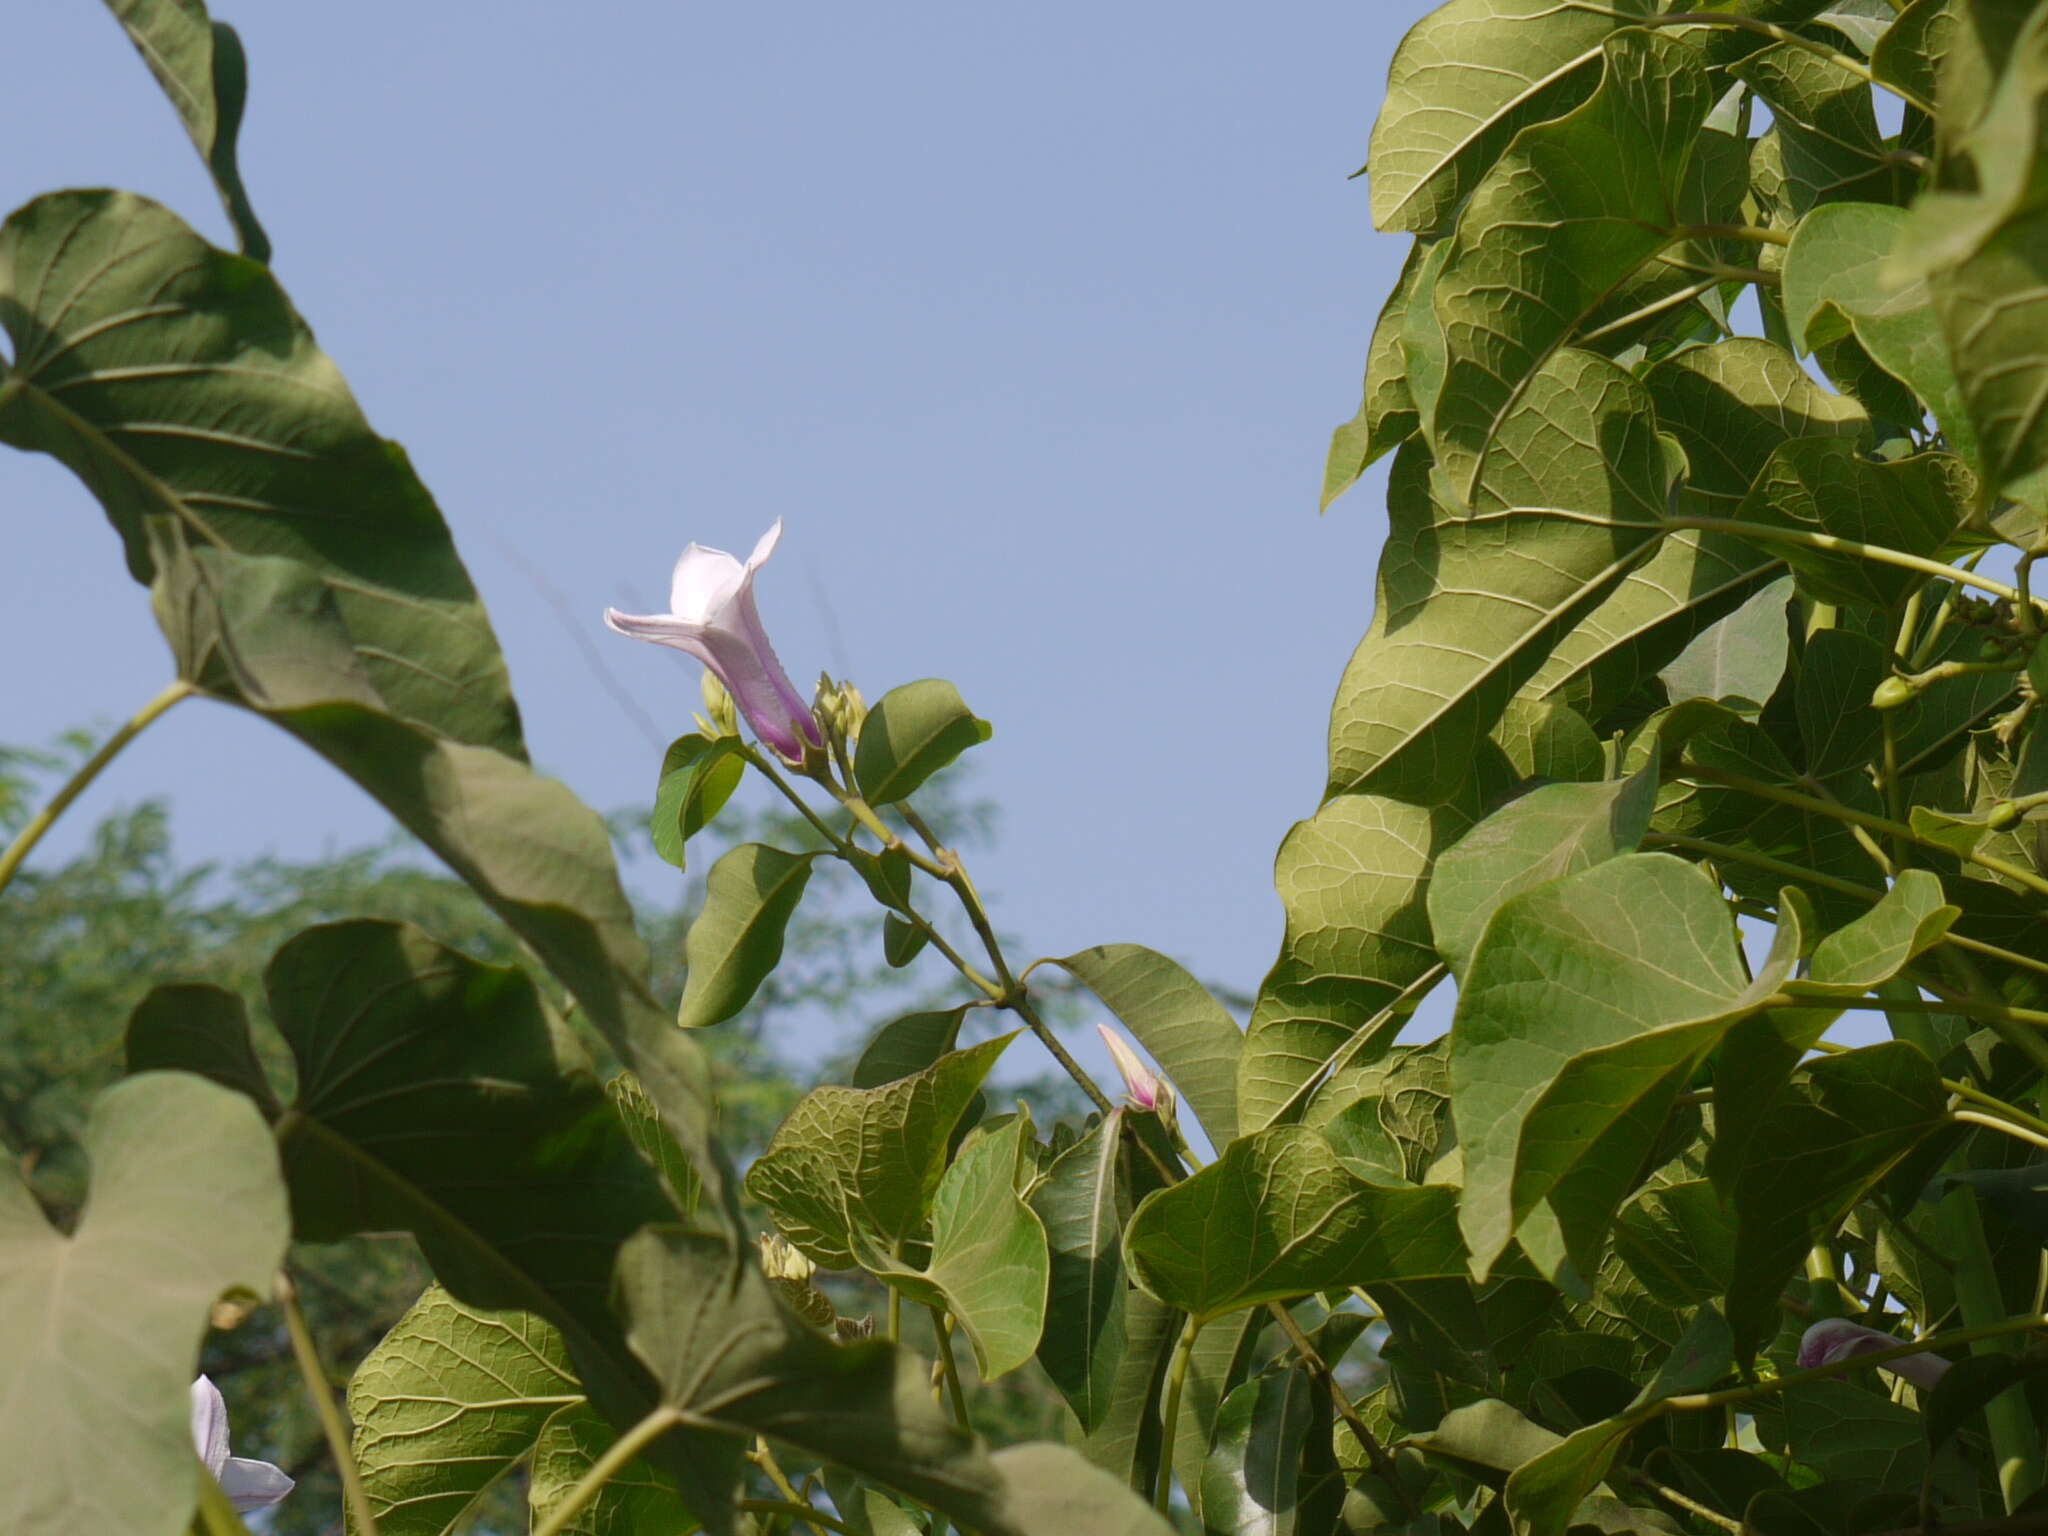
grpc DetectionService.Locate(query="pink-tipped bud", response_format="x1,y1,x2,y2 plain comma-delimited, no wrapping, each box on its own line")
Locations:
1797,1319,1950,1391
1097,1024,1175,1121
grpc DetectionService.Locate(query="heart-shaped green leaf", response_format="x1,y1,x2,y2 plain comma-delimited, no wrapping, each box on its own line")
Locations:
0,1072,288,1536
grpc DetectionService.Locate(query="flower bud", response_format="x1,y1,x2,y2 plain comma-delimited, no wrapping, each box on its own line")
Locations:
1097,1023,1177,1127
701,669,739,737
1872,676,1915,710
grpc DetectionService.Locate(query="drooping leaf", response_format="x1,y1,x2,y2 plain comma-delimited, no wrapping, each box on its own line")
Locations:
100,0,270,260
0,1073,288,1536
1240,794,1462,1133
127,921,676,1424
1932,206,2048,505
883,913,929,968
857,1111,1051,1380
1123,1126,1464,1321
745,1035,1015,1268
349,1286,589,1536
677,844,817,1028
1429,29,1712,499
1427,756,1660,977
854,679,993,805
1367,0,1645,237
651,734,746,870
1200,1358,1333,1536
1075,1288,1181,1493
1049,944,1242,1146
1452,854,1798,1279
608,1072,703,1220
0,192,522,756
140,533,726,1227
1173,1310,1274,1528
1032,1110,1140,1432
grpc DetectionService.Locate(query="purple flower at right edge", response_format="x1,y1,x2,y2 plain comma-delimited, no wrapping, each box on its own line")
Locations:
1797,1318,1950,1391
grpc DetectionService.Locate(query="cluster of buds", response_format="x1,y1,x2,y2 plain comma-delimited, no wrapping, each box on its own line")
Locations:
813,673,869,753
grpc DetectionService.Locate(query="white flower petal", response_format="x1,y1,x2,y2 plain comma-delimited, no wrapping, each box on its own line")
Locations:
219,1456,296,1513
189,1377,230,1476
745,518,785,571
668,541,747,621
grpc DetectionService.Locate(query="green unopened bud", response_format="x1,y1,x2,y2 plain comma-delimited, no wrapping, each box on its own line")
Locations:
1987,801,2023,830
701,670,739,737
1980,638,2011,662
1871,676,1916,710
814,672,848,739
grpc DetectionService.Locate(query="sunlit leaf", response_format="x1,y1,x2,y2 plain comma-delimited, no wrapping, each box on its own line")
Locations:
1123,1126,1464,1321
349,1286,590,1536
651,734,746,871
1324,241,1431,505
1330,351,1672,800
855,679,993,805
1783,204,1978,462
746,1035,1014,1268
857,1111,1051,1379
1367,0,1645,237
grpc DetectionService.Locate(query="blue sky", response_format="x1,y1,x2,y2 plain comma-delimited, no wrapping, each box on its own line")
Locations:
5,1,1438,1064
